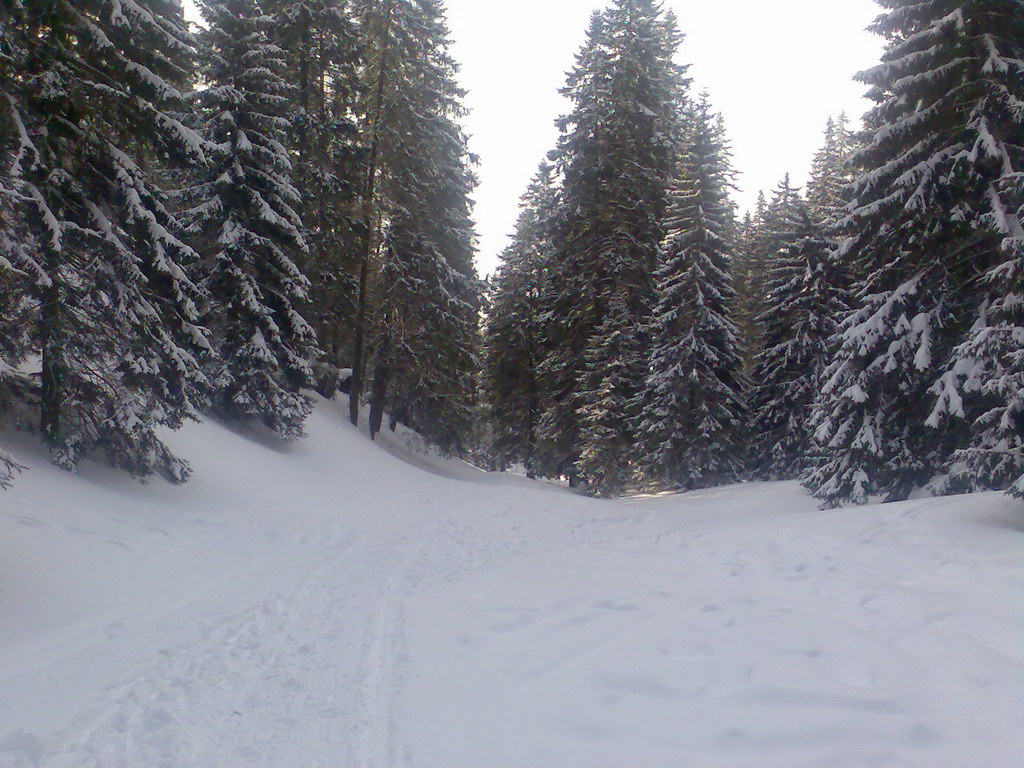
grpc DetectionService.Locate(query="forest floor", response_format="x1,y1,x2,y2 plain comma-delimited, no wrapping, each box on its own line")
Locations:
0,398,1021,767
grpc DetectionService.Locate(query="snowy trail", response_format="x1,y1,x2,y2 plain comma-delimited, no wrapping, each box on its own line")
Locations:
400,489,1023,768
1,401,1022,767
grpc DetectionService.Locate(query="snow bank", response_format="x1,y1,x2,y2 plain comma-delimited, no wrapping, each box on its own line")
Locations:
0,398,1021,767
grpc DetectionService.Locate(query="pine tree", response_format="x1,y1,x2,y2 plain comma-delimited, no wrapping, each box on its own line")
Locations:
927,2,1024,498
761,175,804,260
484,162,560,477
732,177,804,378
0,189,33,488
357,0,481,455
732,191,768,373
0,328,29,488
748,202,850,479
636,97,744,491
186,0,317,440
1,0,211,481
807,0,1024,506
806,113,855,232
537,0,688,492
0,165,30,488
0,47,31,487
937,287,1024,497
0,373,24,487
576,296,640,495
270,0,364,391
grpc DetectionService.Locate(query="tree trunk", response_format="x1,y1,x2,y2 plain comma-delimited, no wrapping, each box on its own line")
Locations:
349,0,394,427
39,244,63,453
368,356,390,440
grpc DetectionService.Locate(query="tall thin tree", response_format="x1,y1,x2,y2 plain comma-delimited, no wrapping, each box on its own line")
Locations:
187,0,318,440
485,162,560,477
635,96,744,491
537,0,689,491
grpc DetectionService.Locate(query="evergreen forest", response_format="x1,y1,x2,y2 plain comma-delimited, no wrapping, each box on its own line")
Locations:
1,0,1022,508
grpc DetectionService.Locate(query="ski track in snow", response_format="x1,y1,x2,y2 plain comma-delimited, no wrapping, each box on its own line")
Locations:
0,401,1022,767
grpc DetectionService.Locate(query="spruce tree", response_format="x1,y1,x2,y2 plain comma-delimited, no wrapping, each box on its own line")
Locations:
748,202,850,479
636,97,744,491
1,0,211,481
271,0,364,390
807,0,1024,506
537,0,688,492
576,296,641,495
345,0,392,427
0,311,28,487
0,196,33,488
0,74,30,487
358,0,481,455
0,177,29,488
732,177,804,379
927,2,1024,498
806,113,855,232
485,163,560,477
187,0,318,440
936,284,1024,498
732,191,768,373
760,175,804,261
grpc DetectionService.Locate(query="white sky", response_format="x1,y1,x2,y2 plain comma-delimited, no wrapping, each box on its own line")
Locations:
443,0,886,274
183,0,886,275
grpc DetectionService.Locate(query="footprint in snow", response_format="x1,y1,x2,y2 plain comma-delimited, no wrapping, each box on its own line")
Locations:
601,675,683,700
593,599,642,612
559,614,601,629
748,688,903,713
487,614,535,633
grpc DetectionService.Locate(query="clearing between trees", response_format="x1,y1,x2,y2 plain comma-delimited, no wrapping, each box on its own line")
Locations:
1,398,1020,767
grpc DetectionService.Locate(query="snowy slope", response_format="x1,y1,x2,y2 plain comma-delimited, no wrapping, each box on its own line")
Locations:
0,399,1021,768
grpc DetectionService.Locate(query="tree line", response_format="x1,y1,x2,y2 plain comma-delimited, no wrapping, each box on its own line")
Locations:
0,0,480,487
484,0,1024,505
1,0,1021,510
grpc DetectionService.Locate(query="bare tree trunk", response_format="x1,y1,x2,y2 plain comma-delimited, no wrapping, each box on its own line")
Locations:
349,0,394,427
368,353,390,440
39,243,63,452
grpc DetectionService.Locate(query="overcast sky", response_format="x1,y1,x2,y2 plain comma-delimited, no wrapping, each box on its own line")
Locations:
184,0,886,275
443,0,886,274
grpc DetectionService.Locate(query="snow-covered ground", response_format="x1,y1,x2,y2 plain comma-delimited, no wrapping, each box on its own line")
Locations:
1,398,1021,767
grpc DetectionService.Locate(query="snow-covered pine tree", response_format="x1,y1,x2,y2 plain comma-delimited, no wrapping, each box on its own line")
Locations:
748,201,850,479
927,2,1024,498
187,0,318,440
807,0,1024,506
576,294,641,495
484,162,561,477
0,306,30,488
0,52,31,487
0,0,211,481
359,0,481,455
269,0,364,391
635,96,745,491
0,354,25,487
732,191,768,373
806,113,855,232
761,174,805,260
0,172,34,488
937,280,1024,498
537,0,689,492
732,178,804,380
